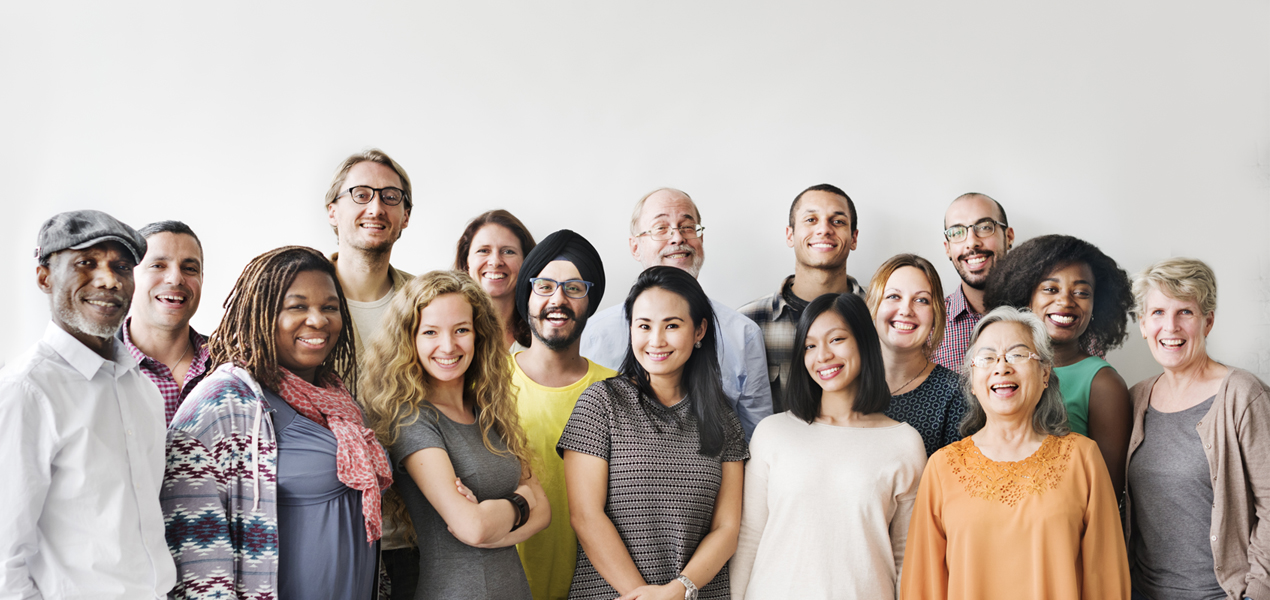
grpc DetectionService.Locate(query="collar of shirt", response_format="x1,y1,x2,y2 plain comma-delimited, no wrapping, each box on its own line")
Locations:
120,315,208,373
771,274,799,321
946,285,979,320
43,321,136,381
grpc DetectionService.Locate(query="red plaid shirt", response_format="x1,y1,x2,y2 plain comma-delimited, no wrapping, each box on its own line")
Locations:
121,317,211,425
933,285,982,371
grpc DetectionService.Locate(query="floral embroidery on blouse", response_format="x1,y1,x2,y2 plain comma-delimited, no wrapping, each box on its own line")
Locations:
944,435,1073,506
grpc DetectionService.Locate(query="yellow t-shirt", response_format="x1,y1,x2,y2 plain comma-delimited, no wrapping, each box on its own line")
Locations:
512,353,617,600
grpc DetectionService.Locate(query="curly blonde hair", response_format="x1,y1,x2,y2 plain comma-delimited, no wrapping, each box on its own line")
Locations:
360,270,532,542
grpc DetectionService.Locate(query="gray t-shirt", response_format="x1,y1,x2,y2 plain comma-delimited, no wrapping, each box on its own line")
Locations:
1128,395,1224,600
390,406,531,600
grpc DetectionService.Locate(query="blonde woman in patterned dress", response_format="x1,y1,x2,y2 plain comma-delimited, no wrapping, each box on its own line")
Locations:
900,306,1129,600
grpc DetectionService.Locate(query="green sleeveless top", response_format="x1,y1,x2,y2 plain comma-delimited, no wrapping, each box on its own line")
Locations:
1054,355,1114,436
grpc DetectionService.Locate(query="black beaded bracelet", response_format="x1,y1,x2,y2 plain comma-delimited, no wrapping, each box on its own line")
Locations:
505,492,530,531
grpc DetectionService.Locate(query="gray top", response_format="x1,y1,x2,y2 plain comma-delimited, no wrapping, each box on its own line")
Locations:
268,388,378,600
557,377,749,600
390,406,531,600
1127,395,1224,600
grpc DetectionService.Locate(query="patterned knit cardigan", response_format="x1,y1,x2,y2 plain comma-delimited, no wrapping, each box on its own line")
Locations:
161,364,282,600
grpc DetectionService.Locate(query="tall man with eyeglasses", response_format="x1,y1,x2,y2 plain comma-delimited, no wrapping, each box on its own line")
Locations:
932,192,1014,370
509,229,616,600
739,183,865,413
579,187,773,439
323,148,417,597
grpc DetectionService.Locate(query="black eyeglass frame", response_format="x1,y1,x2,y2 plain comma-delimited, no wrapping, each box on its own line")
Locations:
943,218,1007,242
528,277,594,299
337,185,409,206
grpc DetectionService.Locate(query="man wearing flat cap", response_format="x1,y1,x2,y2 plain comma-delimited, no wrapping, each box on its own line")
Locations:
0,210,176,597
510,229,617,600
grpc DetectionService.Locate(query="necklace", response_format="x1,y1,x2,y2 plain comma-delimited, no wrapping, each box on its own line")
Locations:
890,360,931,395
166,338,192,373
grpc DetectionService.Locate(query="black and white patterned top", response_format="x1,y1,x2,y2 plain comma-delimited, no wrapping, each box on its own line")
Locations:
556,377,749,600
884,364,967,457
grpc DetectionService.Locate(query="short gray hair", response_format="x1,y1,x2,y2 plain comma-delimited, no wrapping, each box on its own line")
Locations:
628,187,699,236
958,306,1070,438
1131,257,1217,320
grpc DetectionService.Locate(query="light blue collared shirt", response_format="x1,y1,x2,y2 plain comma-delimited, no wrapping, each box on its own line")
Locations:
579,298,773,439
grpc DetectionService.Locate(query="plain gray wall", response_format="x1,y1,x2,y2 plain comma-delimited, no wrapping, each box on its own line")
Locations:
2,1,1268,385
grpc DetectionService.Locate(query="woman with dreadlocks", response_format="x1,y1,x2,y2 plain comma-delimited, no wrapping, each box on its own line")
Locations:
160,246,393,600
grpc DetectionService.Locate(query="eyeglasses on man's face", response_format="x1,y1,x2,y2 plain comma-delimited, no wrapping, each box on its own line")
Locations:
529,278,593,299
970,350,1043,369
338,186,408,206
944,218,1007,243
634,224,705,242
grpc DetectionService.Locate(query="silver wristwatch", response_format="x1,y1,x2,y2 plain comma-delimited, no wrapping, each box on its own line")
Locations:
676,574,698,600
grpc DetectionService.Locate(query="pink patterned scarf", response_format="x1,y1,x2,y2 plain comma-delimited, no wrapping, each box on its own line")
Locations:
276,368,393,543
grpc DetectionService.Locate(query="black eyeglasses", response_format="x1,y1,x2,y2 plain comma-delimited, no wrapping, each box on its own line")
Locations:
338,186,408,206
944,218,1007,243
529,278,593,299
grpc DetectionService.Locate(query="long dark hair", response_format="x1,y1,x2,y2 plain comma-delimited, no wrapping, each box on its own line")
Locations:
785,293,890,424
209,246,356,394
618,266,729,457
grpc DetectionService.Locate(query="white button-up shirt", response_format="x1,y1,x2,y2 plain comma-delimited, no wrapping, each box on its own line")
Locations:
0,322,176,599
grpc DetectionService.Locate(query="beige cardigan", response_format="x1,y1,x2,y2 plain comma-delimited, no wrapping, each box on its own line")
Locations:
1124,367,1270,600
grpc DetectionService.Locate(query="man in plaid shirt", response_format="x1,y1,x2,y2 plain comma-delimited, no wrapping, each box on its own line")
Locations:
739,184,865,413
120,220,210,425
931,193,1014,370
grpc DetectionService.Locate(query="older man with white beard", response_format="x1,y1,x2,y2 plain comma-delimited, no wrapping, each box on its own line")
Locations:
0,210,176,598
579,187,772,439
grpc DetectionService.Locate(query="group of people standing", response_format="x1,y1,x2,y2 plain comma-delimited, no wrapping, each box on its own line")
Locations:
1,147,1266,600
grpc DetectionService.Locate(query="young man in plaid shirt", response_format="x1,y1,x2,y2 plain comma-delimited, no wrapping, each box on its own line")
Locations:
738,184,864,413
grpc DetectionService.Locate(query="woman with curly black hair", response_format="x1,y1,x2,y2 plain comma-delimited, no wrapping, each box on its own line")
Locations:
984,234,1134,497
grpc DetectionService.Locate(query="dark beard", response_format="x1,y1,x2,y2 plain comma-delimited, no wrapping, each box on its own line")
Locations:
530,305,588,351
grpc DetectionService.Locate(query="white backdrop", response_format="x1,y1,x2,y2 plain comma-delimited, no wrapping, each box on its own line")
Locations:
2,1,1268,385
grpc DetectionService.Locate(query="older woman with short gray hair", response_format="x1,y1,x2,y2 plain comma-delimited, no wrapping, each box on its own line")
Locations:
1124,258,1270,600
901,306,1129,599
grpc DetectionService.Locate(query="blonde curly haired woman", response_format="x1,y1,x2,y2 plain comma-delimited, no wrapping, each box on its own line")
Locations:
361,271,549,600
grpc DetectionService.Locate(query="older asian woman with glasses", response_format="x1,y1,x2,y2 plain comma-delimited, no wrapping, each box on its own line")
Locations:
900,306,1129,600
1123,258,1270,600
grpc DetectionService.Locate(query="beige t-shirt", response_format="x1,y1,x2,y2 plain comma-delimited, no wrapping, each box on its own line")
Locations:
346,290,395,360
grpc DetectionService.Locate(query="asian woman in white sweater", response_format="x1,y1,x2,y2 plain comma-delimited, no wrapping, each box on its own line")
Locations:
730,292,927,600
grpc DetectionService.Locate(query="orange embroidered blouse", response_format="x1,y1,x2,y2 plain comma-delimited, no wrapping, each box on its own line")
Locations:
900,433,1130,600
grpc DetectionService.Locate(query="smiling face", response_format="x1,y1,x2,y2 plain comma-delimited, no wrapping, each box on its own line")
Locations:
873,266,935,353
786,190,857,271
527,260,590,351
969,321,1050,422
39,242,136,345
943,195,1013,290
803,309,862,397
629,189,705,278
131,232,203,333
466,224,524,300
630,286,707,384
415,293,476,387
326,160,411,254
274,270,343,383
1138,286,1214,373
1029,261,1095,347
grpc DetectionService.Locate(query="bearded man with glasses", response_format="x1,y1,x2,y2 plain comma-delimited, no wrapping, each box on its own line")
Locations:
933,192,1015,370
579,187,773,440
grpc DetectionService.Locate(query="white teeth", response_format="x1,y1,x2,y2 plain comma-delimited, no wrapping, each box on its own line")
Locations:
1161,339,1184,347
811,243,834,249
990,383,1018,391
1050,314,1076,324
436,357,459,365
892,321,916,331
86,300,116,307
965,255,987,266
648,352,670,359
483,273,506,280
157,295,185,302
298,337,326,346
818,365,841,377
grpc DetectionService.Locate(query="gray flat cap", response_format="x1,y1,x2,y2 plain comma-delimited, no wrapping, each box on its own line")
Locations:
35,210,147,265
